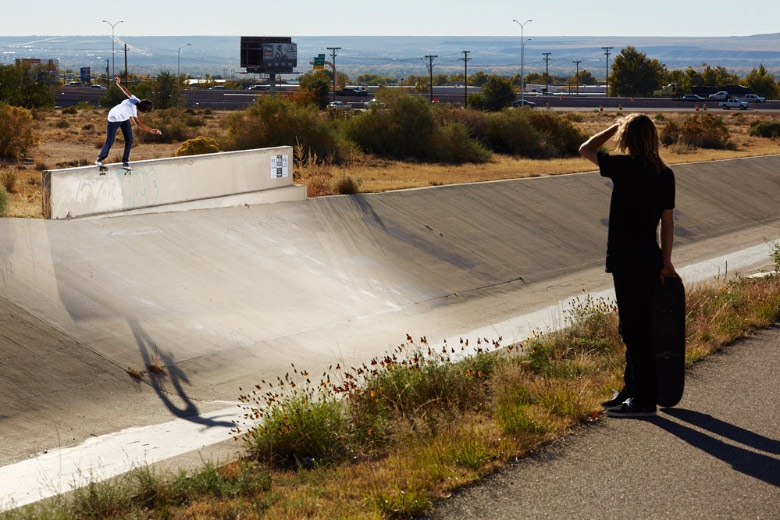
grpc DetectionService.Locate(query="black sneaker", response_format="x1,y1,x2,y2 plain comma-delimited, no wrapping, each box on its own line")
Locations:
605,398,656,418
601,389,631,409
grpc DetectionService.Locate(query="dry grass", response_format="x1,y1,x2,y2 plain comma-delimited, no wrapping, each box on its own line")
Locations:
3,108,780,218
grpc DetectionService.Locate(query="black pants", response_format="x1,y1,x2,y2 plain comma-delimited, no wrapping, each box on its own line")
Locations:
98,119,133,165
612,269,658,407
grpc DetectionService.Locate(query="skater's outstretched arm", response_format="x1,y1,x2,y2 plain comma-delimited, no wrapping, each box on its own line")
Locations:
115,76,132,99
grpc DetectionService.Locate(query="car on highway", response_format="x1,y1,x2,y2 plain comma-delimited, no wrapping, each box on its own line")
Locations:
90,84,106,89
512,99,536,108
720,98,748,110
328,100,350,109
741,93,766,103
338,87,368,97
681,94,705,101
708,91,729,100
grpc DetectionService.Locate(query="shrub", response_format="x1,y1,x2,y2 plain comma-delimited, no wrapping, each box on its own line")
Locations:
226,96,352,163
749,120,780,138
434,104,489,141
677,113,731,149
137,108,200,144
335,174,363,194
435,122,492,163
528,112,588,156
344,95,490,163
0,103,41,160
1,170,17,193
482,110,548,157
175,136,220,156
0,184,9,216
660,120,680,146
245,391,347,467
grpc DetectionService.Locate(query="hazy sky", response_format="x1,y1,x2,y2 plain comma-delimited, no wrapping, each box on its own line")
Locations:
2,0,778,37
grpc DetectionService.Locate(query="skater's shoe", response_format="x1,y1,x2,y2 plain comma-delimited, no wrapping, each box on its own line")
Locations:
122,163,132,171
95,159,103,167
601,389,631,409
605,398,656,418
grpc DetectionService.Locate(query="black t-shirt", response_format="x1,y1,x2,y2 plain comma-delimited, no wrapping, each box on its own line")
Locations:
598,151,675,273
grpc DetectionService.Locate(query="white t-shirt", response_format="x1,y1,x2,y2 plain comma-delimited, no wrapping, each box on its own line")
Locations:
107,95,139,122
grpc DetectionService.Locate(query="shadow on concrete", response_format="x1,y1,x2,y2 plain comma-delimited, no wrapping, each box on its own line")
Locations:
651,410,780,487
129,319,234,429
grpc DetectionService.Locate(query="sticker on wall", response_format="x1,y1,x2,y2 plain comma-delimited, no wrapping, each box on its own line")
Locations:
271,154,289,178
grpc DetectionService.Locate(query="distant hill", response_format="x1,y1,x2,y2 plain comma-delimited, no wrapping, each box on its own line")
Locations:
2,34,779,80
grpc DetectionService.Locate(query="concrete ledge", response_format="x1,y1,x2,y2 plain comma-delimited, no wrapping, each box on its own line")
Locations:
41,146,306,219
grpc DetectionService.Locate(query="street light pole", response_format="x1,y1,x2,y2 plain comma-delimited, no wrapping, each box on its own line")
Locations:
102,19,124,78
178,43,191,79
513,19,532,105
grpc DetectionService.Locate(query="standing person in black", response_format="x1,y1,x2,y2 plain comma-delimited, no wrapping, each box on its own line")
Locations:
579,114,678,418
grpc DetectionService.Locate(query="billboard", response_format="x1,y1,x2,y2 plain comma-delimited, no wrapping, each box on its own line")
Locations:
241,37,297,74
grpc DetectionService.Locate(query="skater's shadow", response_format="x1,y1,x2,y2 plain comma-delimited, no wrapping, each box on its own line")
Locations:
650,408,780,487
129,319,234,429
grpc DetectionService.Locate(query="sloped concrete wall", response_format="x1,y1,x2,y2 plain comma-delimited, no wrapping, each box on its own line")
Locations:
41,146,306,219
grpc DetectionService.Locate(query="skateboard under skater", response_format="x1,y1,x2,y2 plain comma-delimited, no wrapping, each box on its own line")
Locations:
98,164,132,175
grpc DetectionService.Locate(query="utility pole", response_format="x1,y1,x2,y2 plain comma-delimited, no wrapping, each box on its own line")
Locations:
573,60,581,95
123,42,128,84
601,46,613,97
327,46,341,101
542,52,551,95
461,50,471,107
425,55,437,104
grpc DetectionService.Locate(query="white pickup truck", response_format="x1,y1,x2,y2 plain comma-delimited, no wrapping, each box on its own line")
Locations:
720,98,748,110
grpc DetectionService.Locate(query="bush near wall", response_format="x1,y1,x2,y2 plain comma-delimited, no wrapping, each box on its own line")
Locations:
0,103,40,160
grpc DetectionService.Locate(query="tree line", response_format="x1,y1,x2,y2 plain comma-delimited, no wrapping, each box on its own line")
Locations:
1,45,778,110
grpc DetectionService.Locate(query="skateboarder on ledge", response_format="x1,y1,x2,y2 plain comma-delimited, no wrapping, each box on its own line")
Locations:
96,76,162,171
579,113,678,418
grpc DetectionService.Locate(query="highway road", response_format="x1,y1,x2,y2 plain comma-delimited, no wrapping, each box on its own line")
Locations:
54,86,780,111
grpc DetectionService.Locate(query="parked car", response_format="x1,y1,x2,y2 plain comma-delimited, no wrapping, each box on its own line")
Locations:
741,93,766,103
512,99,536,108
681,94,705,101
708,91,729,100
720,98,748,110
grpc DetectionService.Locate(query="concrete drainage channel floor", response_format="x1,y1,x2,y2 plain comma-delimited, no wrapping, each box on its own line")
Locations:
2,155,780,510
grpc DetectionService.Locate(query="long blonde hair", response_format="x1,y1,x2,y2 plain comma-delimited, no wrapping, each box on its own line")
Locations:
614,114,666,173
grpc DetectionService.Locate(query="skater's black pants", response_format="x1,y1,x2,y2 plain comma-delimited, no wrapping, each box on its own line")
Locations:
612,269,658,407
98,119,133,165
